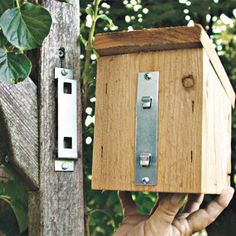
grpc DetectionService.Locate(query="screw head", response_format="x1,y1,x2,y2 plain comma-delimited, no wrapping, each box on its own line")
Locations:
58,47,65,59
61,162,68,170
144,73,152,80
61,69,68,76
59,51,64,58
142,177,150,184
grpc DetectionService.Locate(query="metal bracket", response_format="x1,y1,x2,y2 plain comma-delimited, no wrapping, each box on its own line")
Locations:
55,160,74,172
135,72,159,185
54,68,78,171
55,67,78,159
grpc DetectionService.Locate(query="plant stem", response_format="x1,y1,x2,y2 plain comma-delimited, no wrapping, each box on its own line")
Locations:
82,0,101,115
16,0,20,8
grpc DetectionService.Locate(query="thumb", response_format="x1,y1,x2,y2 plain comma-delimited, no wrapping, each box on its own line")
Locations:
146,193,186,234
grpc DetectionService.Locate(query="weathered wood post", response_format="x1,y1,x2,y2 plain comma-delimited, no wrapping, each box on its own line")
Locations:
0,0,84,235
29,0,84,235
0,79,39,190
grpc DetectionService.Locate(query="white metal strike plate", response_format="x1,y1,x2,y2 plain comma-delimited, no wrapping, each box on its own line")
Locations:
55,68,78,160
55,160,74,172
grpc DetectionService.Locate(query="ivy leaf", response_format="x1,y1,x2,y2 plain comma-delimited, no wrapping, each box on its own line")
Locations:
0,31,8,47
0,0,14,16
0,206,21,235
4,185,28,233
1,165,28,233
0,3,52,50
97,14,117,30
0,49,32,83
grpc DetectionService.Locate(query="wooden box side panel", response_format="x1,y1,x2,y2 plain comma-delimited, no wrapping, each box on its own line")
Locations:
92,48,203,193
201,51,232,194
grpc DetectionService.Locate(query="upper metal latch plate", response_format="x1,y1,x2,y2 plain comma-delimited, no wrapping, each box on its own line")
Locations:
55,67,78,160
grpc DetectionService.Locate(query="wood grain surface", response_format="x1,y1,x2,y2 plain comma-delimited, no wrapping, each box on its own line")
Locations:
94,24,235,107
0,78,38,190
93,48,205,193
93,47,233,193
94,25,202,56
28,1,84,235
201,50,232,193
199,28,235,107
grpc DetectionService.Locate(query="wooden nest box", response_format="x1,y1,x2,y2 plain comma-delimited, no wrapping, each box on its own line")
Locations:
92,25,235,194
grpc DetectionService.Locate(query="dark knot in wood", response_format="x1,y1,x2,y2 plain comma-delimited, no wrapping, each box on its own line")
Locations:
182,75,194,88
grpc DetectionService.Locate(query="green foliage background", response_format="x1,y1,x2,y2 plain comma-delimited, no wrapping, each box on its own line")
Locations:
0,0,236,235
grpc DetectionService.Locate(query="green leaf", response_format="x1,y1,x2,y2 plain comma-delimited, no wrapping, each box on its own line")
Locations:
80,34,88,47
8,196,28,233
0,0,14,16
0,31,8,47
86,5,94,16
0,49,32,83
0,206,21,235
0,3,52,50
0,165,28,233
0,195,11,203
97,14,117,30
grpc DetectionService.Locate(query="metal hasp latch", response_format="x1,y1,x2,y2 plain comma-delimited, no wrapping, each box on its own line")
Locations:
140,153,151,167
141,96,152,109
54,67,78,172
135,72,159,185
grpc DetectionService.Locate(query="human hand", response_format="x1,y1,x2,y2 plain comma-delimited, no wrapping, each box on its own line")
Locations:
114,187,234,236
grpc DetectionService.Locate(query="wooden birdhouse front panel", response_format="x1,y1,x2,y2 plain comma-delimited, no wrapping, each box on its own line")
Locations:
92,25,235,194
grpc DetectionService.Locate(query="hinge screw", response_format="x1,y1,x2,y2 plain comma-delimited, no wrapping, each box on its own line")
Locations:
59,47,65,59
61,162,68,171
61,69,68,76
144,73,152,80
142,177,150,184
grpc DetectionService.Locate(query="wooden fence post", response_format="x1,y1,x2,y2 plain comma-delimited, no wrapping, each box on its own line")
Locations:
28,0,84,235
0,79,39,190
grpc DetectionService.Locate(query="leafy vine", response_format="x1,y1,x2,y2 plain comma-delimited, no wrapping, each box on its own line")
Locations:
80,0,117,113
0,0,53,84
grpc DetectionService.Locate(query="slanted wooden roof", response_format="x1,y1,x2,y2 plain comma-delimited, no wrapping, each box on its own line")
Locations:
94,24,235,107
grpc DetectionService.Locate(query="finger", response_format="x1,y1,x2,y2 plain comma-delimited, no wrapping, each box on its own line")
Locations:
149,193,168,216
149,193,160,215
187,187,234,234
118,191,139,217
177,194,204,219
146,193,186,232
